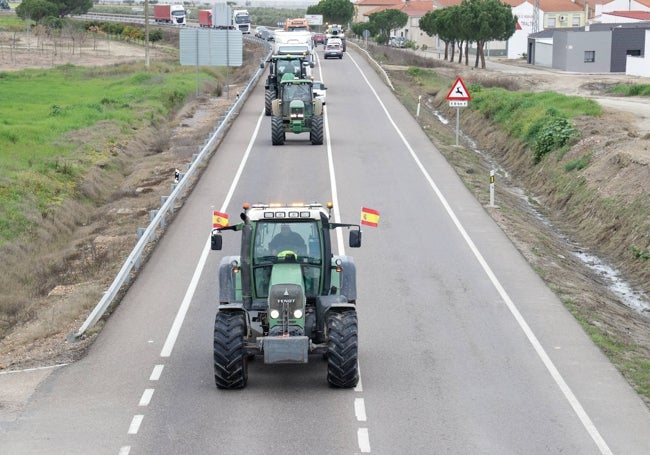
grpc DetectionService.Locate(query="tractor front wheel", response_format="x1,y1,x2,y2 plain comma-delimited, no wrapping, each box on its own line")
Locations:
326,310,359,388
214,311,248,389
310,115,323,145
271,116,285,145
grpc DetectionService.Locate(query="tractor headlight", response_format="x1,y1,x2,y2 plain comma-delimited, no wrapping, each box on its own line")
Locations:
290,107,304,119
293,309,303,319
270,309,280,319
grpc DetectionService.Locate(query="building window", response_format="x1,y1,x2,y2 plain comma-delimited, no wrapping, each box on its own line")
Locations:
627,49,641,57
584,51,595,63
572,16,580,27
548,18,556,27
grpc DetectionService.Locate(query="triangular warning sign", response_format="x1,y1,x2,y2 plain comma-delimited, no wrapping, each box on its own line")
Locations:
446,77,471,101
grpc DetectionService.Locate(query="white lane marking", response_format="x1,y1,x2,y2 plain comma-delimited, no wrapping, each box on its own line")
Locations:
354,374,363,392
0,363,68,375
347,52,613,455
150,364,164,381
323,78,345,252
355,398,367,422
128,415,144,434
159,109,265,358
323,58,371,454
138,388,154,407
118,446,131,455
358,427,371,453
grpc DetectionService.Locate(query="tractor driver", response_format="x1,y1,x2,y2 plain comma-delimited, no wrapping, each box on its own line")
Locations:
269,224,306,256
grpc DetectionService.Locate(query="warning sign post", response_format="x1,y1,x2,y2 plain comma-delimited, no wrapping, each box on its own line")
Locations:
446,77,471,145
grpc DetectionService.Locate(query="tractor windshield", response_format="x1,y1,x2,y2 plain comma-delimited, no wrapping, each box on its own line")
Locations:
252,220,322,298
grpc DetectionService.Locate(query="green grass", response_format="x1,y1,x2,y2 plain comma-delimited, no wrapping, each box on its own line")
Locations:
609,83,650,96
0,63,215,244
564,153,591,171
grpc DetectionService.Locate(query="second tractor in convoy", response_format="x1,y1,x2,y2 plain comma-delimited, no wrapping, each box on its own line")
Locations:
264,54,313,116
270,76,324,145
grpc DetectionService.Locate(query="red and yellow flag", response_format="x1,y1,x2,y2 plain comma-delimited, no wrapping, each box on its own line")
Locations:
361,207,379,227
212,211,229,228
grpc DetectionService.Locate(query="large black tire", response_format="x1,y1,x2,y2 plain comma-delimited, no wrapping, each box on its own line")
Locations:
264,89,275,116
326,310,359,388
310,115,323,145
271,116,285,145
214,311,248,389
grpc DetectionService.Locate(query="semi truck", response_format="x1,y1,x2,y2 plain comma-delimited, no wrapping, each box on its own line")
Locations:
153,4,187,25
232,9,251,34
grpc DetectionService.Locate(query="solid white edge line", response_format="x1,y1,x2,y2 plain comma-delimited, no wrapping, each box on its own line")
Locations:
138,388,154,407
358,427,371,453
159,237,211,358
159,109,265,358
347,52,613,455
150,364,164,381
128,415,144,435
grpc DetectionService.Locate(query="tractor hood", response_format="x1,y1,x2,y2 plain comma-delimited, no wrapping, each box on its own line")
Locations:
268,263,306,335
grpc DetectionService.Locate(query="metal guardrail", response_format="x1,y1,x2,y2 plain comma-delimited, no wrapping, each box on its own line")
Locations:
69,40,272,341
348,40,395,91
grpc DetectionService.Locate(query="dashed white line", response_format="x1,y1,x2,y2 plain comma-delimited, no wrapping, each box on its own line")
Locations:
358,427,371,453
354,398,367,422
150,364,164,381
138,388,154,406
118,446,131,455
128,415,144,434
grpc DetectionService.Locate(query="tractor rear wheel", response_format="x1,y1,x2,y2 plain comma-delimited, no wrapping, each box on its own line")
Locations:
214,311,248,389
264,89,275,116
326,310,359,388
271,116,285,145
310,115,323,145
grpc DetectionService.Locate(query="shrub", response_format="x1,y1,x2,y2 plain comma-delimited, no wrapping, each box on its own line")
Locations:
532,116,577,163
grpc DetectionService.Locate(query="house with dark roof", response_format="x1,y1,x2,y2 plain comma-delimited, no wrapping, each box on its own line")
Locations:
527,21,650,75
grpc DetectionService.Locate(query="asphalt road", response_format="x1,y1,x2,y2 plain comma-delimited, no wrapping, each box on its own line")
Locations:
1,46,650,454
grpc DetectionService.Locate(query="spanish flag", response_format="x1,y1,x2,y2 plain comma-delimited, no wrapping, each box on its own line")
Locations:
361,207,379,227
212,211,229,228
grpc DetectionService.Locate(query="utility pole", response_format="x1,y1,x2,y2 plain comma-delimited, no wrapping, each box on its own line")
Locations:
144,0,150,68
532,0,540,33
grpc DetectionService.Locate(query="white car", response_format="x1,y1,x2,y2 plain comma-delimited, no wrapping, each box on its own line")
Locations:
312,81,327,105
326,37,342,47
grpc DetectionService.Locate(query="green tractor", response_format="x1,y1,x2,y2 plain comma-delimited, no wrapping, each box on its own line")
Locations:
264,54,313,116
270,76,324,145
210,202,362,389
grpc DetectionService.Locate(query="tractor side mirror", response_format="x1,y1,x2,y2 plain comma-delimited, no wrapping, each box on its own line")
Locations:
349,229,361,248
260,61,265,69
310,62,315,68
211,231,223,251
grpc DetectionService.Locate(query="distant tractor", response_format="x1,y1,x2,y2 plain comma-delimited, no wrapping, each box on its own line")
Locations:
211,202,362,389
270,76,323,145
264,54,313,116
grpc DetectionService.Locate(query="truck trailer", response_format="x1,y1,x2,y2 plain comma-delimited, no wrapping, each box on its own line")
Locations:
198,9,213,28
153,4,186,25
